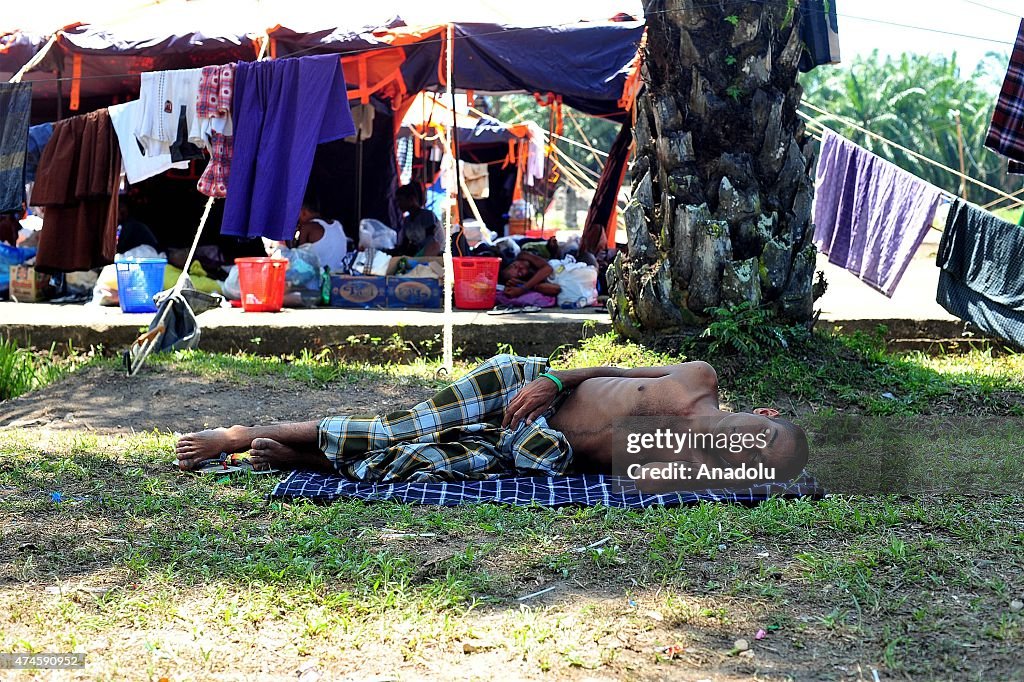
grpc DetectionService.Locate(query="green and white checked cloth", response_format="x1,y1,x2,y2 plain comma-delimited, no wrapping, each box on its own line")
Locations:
318,354,574,482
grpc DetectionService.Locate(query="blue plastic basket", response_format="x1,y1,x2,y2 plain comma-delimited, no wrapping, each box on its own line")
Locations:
115,258,167,313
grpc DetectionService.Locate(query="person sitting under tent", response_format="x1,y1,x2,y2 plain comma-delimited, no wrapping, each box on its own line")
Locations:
0,212,20,246
116,200,161,255
394,183,442,257
175,354,809,492
293,197,348,272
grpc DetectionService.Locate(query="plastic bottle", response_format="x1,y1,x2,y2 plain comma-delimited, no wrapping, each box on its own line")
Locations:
321,266,331,305
559,296,589,310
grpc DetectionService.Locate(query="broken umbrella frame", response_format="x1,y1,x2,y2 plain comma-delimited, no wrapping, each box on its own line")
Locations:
123,196,221,377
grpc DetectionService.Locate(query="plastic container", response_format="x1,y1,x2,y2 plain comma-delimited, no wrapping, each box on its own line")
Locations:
235,257,288,312
452,257,501,309
115,258,167,313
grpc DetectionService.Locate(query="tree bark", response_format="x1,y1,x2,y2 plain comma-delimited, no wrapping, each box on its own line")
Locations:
609,0,821,339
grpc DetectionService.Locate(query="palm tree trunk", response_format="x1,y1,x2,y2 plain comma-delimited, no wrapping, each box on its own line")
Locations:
608,0,821,339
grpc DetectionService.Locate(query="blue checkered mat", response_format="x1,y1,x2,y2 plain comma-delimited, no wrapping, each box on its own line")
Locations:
270,471,825,508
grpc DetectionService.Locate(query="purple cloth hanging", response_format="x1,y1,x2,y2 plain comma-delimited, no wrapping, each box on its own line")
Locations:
812,130,943,297
222,55,355,241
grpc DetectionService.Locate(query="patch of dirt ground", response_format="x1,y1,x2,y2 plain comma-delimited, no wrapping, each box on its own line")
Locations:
0,364,436,434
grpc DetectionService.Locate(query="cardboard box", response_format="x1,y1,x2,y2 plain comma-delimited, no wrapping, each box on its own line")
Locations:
329,274,387,308
386,276,442,308
385,256,443,276
9,265,53,302
385,256,443,309
508,218,531,235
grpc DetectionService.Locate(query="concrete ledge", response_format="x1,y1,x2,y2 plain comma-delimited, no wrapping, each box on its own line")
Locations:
818,319,1014,353
0,303,612,358
1,302,1008,358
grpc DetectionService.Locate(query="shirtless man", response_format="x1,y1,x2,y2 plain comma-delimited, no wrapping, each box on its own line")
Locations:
175,355,807,491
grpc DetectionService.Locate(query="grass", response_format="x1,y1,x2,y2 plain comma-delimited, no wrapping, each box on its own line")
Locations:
0,340,93,401
1,333,1023,679
1,431,1021,679
144,346,451,390
994,205,1023,226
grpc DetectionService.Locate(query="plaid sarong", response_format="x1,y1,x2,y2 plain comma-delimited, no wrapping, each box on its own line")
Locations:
271,471,826,507
197,132,232,198
986,19,1024,163
318,354,573,483
0,82,32,213
196,63,235,198
196,63,234,119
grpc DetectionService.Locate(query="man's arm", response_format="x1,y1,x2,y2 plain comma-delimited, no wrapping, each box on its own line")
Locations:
295,222,325,247
546,363,711,389
501,361,716,429
506,256,554,297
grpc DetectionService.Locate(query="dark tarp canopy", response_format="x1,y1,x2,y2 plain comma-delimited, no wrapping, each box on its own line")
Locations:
268,19,644,120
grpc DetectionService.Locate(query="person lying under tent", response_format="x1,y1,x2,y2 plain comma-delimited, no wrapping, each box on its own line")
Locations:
499,251,562,299
175,354,809,492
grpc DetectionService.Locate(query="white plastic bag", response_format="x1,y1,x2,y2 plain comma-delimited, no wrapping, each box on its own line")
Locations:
350,249,391,276
549,256,598,307
358,219,398,250
221,265,241,301
278,244,322,291
91,264,120,306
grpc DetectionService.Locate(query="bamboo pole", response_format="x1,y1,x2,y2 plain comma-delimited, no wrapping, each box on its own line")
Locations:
441,23,455,375
953,110,967,200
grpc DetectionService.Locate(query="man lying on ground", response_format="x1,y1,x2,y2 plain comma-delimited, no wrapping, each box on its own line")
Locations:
175,354,808,492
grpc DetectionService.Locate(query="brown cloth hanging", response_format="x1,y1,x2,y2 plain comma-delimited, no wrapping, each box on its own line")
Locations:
33,109,121,273
580,122,632,254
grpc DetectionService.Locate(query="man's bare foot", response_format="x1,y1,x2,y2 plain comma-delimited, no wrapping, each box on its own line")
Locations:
176,427,250,470
250,438,335,473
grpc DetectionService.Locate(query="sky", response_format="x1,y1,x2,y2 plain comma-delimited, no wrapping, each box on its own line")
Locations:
7,0,1023,80
833,0,1020,78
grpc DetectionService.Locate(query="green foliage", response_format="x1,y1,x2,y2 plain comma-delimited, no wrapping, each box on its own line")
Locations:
780,1,796,29
698,302,810,358
485,94,617,176
994,205,1023,225
724,14,740,26
0,340,86,401
800,51,1015,204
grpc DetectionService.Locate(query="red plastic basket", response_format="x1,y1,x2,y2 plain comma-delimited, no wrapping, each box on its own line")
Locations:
235,257,288,312
452,257,501,309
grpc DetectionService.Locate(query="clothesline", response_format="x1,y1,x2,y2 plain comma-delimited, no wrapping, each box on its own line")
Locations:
552,154,598,193
799,100,1024,209
551,158,595,196
958,0,1023,19
803,117,969,234
552,144,602,181
983,185,1024,210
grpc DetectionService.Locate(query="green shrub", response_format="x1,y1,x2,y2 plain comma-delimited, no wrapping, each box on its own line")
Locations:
696,302,811,358
0,340,83,401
